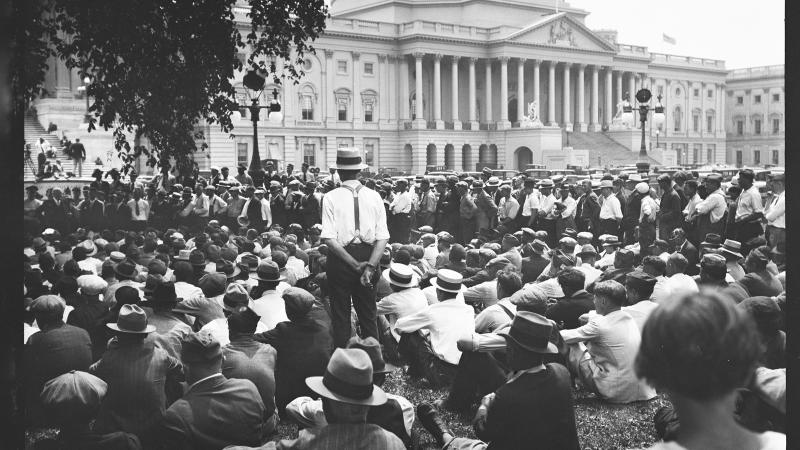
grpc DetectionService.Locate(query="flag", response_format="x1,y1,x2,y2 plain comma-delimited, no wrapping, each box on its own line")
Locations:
662,33,677,45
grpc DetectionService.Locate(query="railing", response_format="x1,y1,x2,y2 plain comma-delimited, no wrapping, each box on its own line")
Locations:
728,65,784,80
651,52,726,69
479,122,497,131
295,120,322,127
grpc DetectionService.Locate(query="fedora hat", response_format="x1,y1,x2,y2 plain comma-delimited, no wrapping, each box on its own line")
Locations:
576,244,599,258
215,259,241,279
306,348,387,406
78,240,98,257
700,233,723,248
429,269,463,294
599,180,614,189
497,311,558,354
717,239,743,260
333,148,367,171
382,263,419,288
189,249,207,267
113,260,139,279
486,176,501,187
222,283,252,312
600,235,622,247
538,179,555,188
250,261,286,283
238,253,261,273
146,280,182,305
106,304,155,334
347,336,397,374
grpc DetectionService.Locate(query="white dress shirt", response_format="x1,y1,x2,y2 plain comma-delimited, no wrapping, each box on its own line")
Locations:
599,194,623,220
423,244,438,270
736,185,764,220
576,264,602,288
623,300,659,331
127,199,150,221
286,393,415,436
390,191,413,214
651,273,699,305
463,280,498,305
193,193,210,217
320,180,390,246
376,287,429,341
559,195,577,219
640,195,659,223
520,189,541,217
694,189,727,223
540,194,557,216
764,191,785,228
682,193,701,218
497,196,520,221
394,296,475,365
207,195,228,217
251,290,290,330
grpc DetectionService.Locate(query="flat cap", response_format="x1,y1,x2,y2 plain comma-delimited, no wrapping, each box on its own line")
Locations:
436,231,455,244
502,234,520,246
577,231,593,241
198,272,227,298
283,287,315,319
181,331,223,363
40,370,107,424
76,275,108,295
31,295,66,314
626,270,657,288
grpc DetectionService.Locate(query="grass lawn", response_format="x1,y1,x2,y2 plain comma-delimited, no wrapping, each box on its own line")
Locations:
25,368,669,450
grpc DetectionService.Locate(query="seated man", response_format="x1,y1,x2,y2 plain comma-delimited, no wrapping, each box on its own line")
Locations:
560,280,657,403
652,253,699,305
546,268,593,330
473,269,521,334
376,262,428,363
156,331,269,449
588,248,636,291
395,269,475,388
416,312,580,450
694,253,730,289
285,337,414,448
623,270,659,331
200,283,268,347
521,239,550,284
575,244,603,288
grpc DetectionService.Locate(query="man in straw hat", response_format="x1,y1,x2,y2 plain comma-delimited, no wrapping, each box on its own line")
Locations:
417,311,579,450
90,304,183,444
249,261,290,330
320,147,389,348
376,263,427,343
395,269,475,387
200,283,268,346
156,331,268,449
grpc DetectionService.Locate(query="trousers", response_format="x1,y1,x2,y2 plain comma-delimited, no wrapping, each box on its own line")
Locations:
397,332,458,388
327,243,380,348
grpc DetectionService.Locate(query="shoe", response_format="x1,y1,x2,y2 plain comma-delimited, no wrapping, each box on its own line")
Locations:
416,402,452,447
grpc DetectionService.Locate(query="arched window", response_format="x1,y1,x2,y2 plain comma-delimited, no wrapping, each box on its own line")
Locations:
361,89,377,123
705,109,716,133
334,88,352,121
297,83,318,121
673,106,682,132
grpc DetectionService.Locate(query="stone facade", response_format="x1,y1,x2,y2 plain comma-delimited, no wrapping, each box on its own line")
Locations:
725,65,784,167
32,0,737,174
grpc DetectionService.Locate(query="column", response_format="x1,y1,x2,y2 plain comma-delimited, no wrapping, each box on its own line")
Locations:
400,55,410,120
378,54,388,125
717,83,724,137
589,65,599,131
324,50,335,124
484,59,492,123
451,56,461,129
352,52,361,127
388,55,397,122
533,59,541,114
604,67,613,128
615,71,623,105
628,72,636,127
414,53,424,125
548,61,557,126
499,56,510,128
576,64,586,131
700,81,705,137
516,58,525,126
433,53,443,128
563,63,571,130
468,57,477,126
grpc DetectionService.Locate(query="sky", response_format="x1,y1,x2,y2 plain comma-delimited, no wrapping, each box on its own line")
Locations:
565,0,784,69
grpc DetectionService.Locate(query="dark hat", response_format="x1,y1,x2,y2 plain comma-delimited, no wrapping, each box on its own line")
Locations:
770,172,785,182
561,228,578,239
449,244,466,262
502,234,520,246
497,311,558,354
615,248,635,267
189,249,207,267
531,239,547,254
106,304,155,334
700,233,723,248
705,173,723,183
113,260,139,279
197,273,227,298
283,287,315,319
40,370,107,425
577,244,599,258
239,253,260,272
436,231,455,244
649,239,670,250
26,185,39,192
181,331,223,363
717,239,743,260
32,237,48,251
142,274,163,296
147,259,168,276
148,280,181,305
626,270,657,290
215,259,241,279
430,269,464,294
657,174,672,183
251,260,286,282
222,283,250,312
305,348,387,406
347,336,397,374
227,307,261,334
738,168,755,181
700,253,727,270
471,180,485,190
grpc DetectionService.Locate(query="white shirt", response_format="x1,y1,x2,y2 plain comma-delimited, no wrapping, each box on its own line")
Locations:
127,199,150,221
207,195,228,216
540,194,557,217
736,185,764,220
559,195,577,219
320,180,390,246
285,393,415,437
640,195,659,223
764,191,785,228
463,280,498,305
251,290,289,330
498,196,520,221
395,296,475,365
78,257,103,276
651,273,699,305
24,323,40,343
596,251,616,270
623,300,659,331
682,193,701,218
240,198,272,224
285,256,309,283
200,317,269,347
520,189,541,217
576,264,602,288
175,281,205,304
423,244,438,269
694,189,727,223
193,193,210,217
599,194,623,220
389,191,413,214
376,287,429,341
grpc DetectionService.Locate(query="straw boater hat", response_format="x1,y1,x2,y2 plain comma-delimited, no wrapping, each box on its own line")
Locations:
429,269,464,294
717,239,744,260
106,304,156,334
306,348,388,406
497,311,558,354
332,148,367,170
382,263,419,289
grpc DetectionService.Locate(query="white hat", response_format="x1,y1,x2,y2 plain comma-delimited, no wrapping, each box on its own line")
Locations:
77,275,108,296
635,182,650,194
333,148,367,170
382,263,419,288
430,269,464,294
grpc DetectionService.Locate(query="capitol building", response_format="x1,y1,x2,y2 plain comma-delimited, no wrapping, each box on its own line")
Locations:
31,0,783,175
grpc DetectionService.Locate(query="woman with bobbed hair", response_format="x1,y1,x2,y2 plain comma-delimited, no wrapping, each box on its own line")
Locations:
635,289,785,449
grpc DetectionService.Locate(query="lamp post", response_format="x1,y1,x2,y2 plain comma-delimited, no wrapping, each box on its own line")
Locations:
620,89,665,171
76,76,91,123
240,69,282,188
655,129,660,149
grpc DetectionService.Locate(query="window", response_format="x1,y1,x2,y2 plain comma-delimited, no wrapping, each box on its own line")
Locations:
737,96,743,104
337,60,347,74
237,143,248,167
301,95,314,120
693,88,699,97
338,101,347,121
707,89,713,98
754,95,761,104
302,144,315,166
754,119,761,135
772,150,779,165
772,118,780,134
707,144,715,163
364,102,374,122
693,144,701,163
363,62,374,75
673,107,682,132
338,142,350,150
707,115,714,133
675,88,681,96
754,150,761,165
658,86,664,96
364,143,374,166
736,150,743,166
692,114,700,132
772,93,780,102
737,120,744,135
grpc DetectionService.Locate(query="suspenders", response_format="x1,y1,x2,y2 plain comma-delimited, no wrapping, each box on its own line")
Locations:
341,184,363,245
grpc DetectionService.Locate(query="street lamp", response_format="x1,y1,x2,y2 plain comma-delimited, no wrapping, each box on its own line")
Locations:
76,75,91,122
655,129,660,149
628,89,665,167
240,69,282,187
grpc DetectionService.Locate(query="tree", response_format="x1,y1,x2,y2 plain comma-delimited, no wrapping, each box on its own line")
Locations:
14,0,329,187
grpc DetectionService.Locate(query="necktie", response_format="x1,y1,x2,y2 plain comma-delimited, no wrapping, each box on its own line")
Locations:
135,199,140,216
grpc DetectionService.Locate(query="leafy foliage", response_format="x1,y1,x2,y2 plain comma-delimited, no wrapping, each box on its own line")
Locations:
19,0,328,184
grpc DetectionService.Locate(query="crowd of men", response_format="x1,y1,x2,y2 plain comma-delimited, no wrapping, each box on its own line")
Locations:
22,149,786,449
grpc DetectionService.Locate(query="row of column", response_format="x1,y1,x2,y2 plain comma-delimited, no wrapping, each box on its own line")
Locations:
405,53,649,130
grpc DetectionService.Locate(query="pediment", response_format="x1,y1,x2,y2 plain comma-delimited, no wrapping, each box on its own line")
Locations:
503,13,617,52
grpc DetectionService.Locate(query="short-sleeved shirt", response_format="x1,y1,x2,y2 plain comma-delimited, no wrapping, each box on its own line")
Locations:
320,181,389,246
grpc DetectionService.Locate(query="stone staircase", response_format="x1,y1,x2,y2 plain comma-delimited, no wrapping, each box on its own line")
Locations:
24,113,76,182
564,129,660,167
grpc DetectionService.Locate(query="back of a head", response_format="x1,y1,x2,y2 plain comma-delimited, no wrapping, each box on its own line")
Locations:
641,255,666,277
496,269,522,298
394,249,411,265
557,267,585,294
271,250,288,269
636,290,760,400
593,280,626,307
666,253,688,276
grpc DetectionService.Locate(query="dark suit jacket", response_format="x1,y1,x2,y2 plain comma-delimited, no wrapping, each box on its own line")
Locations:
521,254,550,284
368,398,412,448
157,375,267,450
678,240,699,276
253,316,333,413
546,290,595,330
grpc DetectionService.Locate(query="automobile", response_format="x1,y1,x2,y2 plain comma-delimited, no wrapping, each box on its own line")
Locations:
711,166,740,181
549,169,575,177
523,165,550,179
457,171,483,180
490,169,520,180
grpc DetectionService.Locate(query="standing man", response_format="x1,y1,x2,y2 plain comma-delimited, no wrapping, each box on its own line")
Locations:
537,180,558,247
127,189,149,232
734,168,765,244
240,188,271,232
298,162,315,183
575,179,600,235
235,164,254,186
612,178,628,242
687,174,727,245
519,178,540,230
472,181,498,235
206,185,228,223
458,182,478,245
268,181,287,228
496,184,520,234
321,148,389,348
68,138,86,178
554,183,577,239
763,173,784,268
389,179,413,244
223,186,246,230
301,181,322,229
415,179,438,229
597,180,623,238
657,174,682,240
